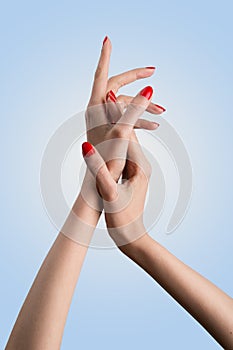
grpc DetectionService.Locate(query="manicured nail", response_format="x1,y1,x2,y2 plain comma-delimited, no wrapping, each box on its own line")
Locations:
146,66,156,70
108,94,116,103
153,122,160,128
103,36,108,45
154,104,166,112
140,86,153,100
82,142,95,157
106,90,116,102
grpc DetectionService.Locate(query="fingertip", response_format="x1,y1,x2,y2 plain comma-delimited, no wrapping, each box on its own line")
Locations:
146,122,160,130
145,122,160,130
152,122,160,129
82,142,95,157
102,35,112,50
140,86,153,100
103,36,108,45
154,104,166,112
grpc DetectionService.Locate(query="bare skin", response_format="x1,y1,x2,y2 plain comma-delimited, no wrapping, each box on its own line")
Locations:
120,234,233,349
83,131,233,349
5,37,164,350
6,37,233,350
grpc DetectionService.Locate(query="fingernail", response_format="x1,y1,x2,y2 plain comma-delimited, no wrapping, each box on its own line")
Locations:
106,90,116,102
103,36,108,45
146,66,156,70
140,86,153,100
82,142,95,157
154,104,166,112
153,122,160,128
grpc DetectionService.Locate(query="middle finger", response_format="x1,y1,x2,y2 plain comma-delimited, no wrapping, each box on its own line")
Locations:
107,67,156,94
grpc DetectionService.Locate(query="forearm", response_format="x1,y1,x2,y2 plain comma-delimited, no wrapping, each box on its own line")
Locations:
120,233,233,349
6,194,100,350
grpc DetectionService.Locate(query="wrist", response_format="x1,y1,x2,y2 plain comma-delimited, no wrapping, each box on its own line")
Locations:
60,194,101,246
73,193,101,227
107,215,147,248
119,232,151,257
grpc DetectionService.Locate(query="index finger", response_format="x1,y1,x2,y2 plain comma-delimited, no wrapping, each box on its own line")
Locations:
88,36,112,106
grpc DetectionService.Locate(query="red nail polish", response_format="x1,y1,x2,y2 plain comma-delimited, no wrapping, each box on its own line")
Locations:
108,94,116,102
140,86,153,100
103,36,108,45
154,104,166,112
82,142,95,157
146,66,156,70
106,90,116,102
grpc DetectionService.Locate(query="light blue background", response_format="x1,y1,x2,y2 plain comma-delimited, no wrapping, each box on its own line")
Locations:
1,1,233,349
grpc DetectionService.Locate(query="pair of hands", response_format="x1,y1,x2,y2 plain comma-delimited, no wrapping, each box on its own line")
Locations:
6,37,232,350
80,36,165,246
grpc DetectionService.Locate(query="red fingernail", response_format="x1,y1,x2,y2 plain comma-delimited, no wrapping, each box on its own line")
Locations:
108,94,116,102
106,90,116,102
82,142,95,157
146,66,156,70
154,104,166,112
140,86,153,100
103,36,108,45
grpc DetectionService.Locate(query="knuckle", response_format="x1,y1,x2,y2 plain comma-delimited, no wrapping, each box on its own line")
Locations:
96,167,118,202
111,125,129,139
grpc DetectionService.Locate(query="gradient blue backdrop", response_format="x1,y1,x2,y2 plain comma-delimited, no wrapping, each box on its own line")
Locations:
1,1,233,349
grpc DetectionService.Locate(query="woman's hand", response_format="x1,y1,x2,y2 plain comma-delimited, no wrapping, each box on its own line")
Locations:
88,36,166,113
83,118,233,349
85,36,165,181
63,36,164,245
82,130,150,246
82,131,233,350
5,37,167,350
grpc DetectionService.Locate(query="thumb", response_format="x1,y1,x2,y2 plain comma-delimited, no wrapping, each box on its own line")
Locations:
82,142,118,202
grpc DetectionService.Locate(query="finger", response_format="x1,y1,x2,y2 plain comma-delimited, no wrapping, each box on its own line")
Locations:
106,90,122,123
107,67,156,94
88,36,112,106
117,94,166,114
82,142,118,201
106,91,160,130
134,119,160,130
114,86,153,134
